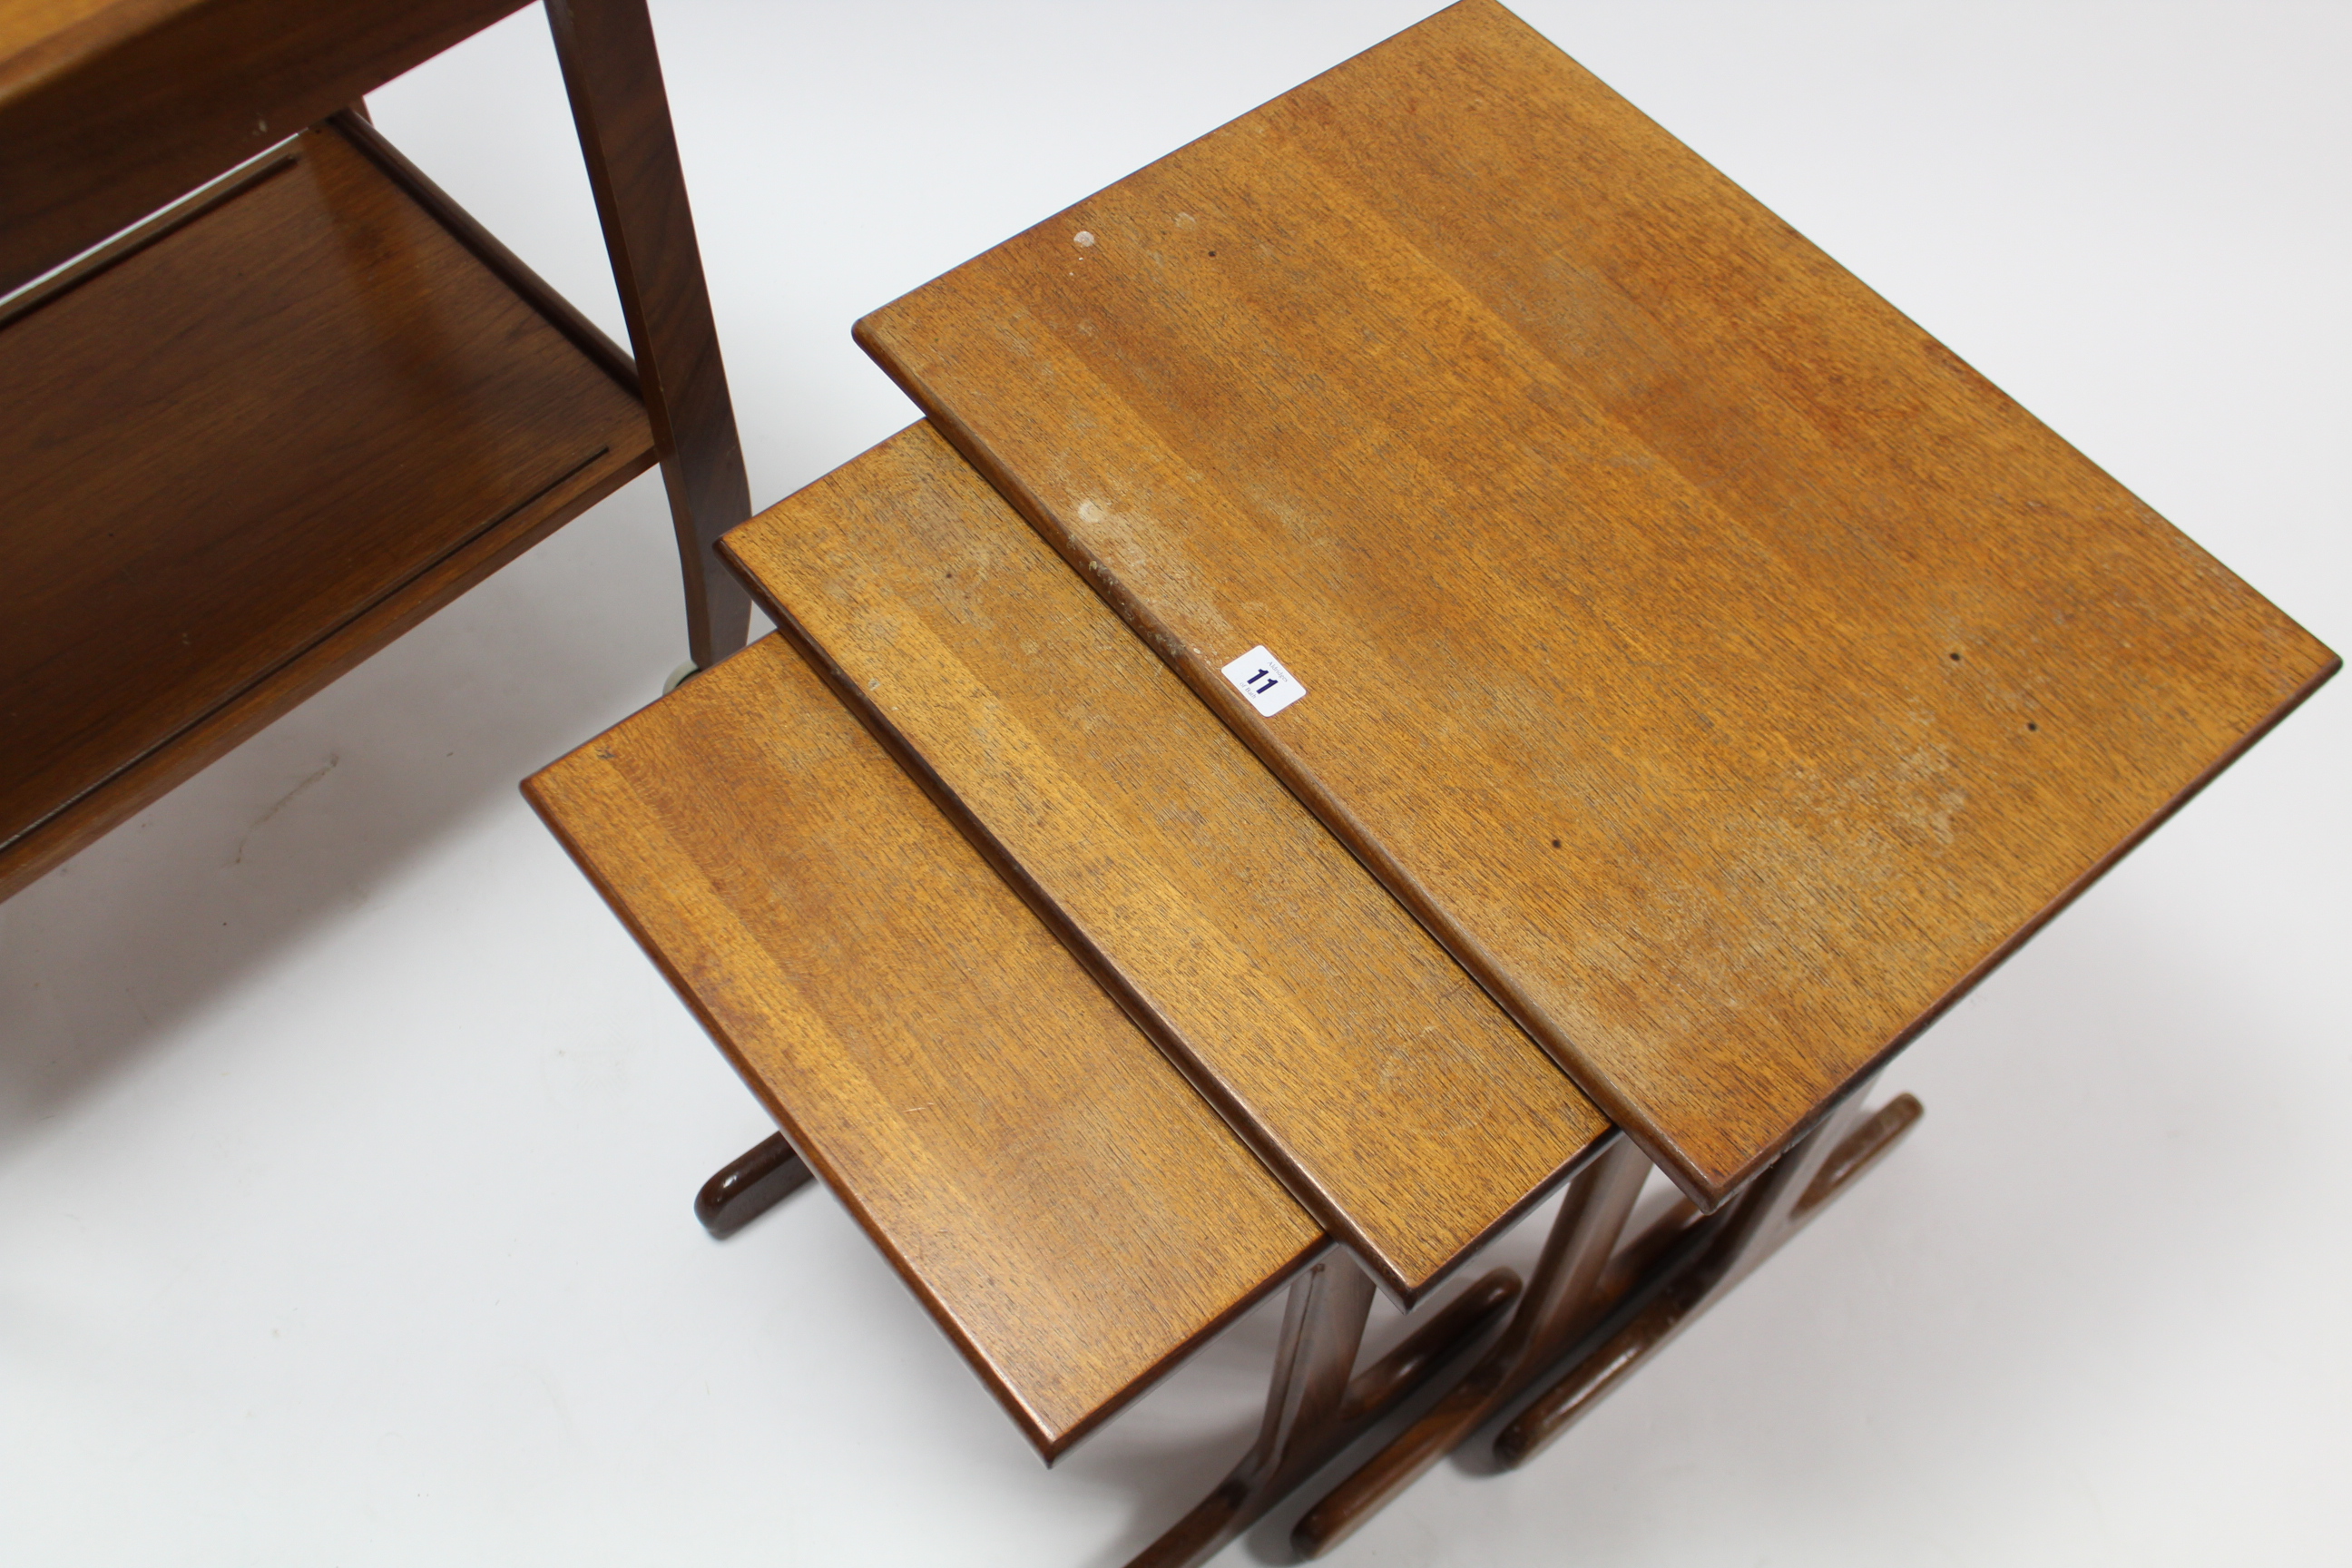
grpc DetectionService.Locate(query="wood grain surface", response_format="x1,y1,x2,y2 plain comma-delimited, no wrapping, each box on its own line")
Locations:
524,634,1322,1458
0,0,528,294
857,0,2339,1205
0,121,652,900
722,423,1609,1303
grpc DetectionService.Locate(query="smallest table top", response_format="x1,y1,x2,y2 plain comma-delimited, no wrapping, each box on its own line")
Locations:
858,0,2338,1204
524,635,1321,1457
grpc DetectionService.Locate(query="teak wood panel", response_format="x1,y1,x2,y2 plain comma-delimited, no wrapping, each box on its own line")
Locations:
0,122,652,899
0,0,529,293
722,423,1609,1304
524,635,1323,1458
858,0,2340,1205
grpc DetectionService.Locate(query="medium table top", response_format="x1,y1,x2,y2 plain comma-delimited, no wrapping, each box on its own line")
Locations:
723,422,1610,1303
857,0,2338,1204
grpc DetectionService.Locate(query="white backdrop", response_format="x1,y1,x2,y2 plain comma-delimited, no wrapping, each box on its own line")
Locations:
3,4,2345,1563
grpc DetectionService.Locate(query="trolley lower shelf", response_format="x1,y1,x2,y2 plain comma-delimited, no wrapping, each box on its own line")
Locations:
0,113,656,900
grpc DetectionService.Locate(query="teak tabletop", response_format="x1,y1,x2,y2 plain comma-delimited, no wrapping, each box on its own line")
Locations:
721,422,1611,1303
858,0,2338,1205
524,635,1322,1456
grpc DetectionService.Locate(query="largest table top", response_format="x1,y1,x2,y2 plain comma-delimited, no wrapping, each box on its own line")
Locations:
858,0,2337,1203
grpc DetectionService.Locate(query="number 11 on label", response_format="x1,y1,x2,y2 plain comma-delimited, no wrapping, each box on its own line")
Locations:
1220,645,1307,717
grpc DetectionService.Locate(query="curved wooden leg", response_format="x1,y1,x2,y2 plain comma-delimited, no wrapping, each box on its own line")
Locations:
1339,1268,1524,1426
546,0,756,674
1294,1135,1648,1558
1127,1253,1521,1568
1493,1089,1924,1468
1296,1087,1924,1551
694,1132,814,1239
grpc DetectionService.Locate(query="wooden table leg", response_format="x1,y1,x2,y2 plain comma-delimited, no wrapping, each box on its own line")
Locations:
1295,1088,1922,1554
1292,1135,1648,1557
547,0,756,675
693,1132,814,1239
1128,1251,1521,1568
1493,1084,1923,1468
